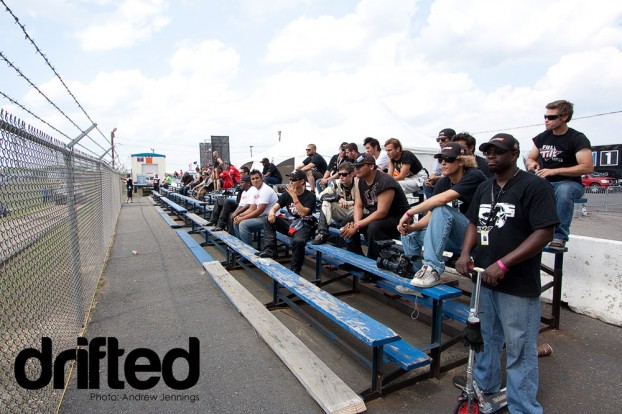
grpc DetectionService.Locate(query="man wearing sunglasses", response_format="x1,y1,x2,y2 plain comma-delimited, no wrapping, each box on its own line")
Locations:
396,142,487,289
525,100,593,250
318,142,349,190
424,128,456,198
296,144,328,194
455,133,558,414
312,162,357,245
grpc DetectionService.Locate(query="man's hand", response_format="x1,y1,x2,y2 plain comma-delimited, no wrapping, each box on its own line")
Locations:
338,198,349,208
286,183,297,197
535,168,557,178
340,222,358,240
267,210,276,224
481,262,506,287
455,254,474,276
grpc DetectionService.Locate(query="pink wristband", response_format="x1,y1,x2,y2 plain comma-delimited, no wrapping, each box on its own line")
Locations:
405,210,413,218
497,259,509,272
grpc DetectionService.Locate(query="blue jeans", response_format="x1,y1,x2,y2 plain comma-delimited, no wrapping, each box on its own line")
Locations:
235,217,265,246
401,205,468,274
550,180,583,241
475,287,542,414
264,176,281,186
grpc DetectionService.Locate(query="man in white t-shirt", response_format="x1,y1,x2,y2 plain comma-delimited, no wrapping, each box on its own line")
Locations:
364,137,389,172
234,170,278,245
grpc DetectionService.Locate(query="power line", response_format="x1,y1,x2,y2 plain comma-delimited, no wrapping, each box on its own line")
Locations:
1,0,111,145
473,110,622,135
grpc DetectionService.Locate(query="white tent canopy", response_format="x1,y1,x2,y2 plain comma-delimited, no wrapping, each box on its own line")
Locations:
237,97,440,172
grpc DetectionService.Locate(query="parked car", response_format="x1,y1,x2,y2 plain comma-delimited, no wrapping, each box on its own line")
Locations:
582,174,620,192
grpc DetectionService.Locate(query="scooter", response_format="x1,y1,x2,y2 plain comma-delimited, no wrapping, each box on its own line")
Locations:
453,267,507,414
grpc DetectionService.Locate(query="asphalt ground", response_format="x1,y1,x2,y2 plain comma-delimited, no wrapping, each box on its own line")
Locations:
60,196,622,414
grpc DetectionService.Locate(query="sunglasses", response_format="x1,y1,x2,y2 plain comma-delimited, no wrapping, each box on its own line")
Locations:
436,137,449,143
544,114,561,120
437,156,457,163
338,172,350,177
483,148,510,156
306,149,312,151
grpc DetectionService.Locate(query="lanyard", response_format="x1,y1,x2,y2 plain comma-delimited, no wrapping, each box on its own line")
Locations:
486,168,520,227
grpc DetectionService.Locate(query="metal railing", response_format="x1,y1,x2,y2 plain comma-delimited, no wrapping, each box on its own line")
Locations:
582,185,622,213
0,110,121,413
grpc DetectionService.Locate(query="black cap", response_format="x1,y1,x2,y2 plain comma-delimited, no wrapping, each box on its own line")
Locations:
434,142,467,159
479,133,520,152
240,175,251,183
438,128,456,139
287,169,307,181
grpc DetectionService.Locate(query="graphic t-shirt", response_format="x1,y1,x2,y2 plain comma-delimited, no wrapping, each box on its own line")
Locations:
277,189,317,220
532,128,591,184
358,171,409,216
466,171,559,297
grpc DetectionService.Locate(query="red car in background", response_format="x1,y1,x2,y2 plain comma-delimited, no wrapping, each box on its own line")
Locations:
582,173,620,192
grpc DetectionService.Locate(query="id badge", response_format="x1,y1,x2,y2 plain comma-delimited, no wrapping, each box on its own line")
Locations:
480,230,489,246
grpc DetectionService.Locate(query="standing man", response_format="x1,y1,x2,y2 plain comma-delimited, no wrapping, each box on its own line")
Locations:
456,133,558,414
234,170,278,245
525,99,593,250
341,154,409,261
385,138,428,195
260,158,283,186
312,162,357,245
152,174,161,192
425,128,455,198
256,170,317,275
364,137,390,172
396,142,487,289
297,144,328,193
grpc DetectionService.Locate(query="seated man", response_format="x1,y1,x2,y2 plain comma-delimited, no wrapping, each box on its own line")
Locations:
385,137,428,195
525,99,593,250
396,142,487,289
340,154,410,262
210,176,252,233
233,170,278,245
297,144,327,193
256,170,317,275
312,162,357,245
364,137,390,173
260,158,283,186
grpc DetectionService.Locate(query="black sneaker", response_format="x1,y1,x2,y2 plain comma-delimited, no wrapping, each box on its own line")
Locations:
291,267,302,275
257,251,276,258
311,233,329,245
213,226,225,231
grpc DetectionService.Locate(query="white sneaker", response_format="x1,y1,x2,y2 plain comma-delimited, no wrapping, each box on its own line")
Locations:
395,285,423,297
409,265,441,288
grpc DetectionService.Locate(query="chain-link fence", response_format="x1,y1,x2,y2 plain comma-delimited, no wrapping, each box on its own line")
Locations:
0,110,121,413
583,185,622,213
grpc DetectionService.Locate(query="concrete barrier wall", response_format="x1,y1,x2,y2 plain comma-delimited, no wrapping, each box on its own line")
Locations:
541,235,622,327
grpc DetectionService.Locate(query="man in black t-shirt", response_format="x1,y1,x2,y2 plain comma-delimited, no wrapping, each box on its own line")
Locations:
396,142,487,289
525,100,593,250
297,143,328,193
260,158,282,185
456,133,558,414
256,169,316,275
452,132,492,178
385,138,428,195
318,142,348,190
340,154,410,262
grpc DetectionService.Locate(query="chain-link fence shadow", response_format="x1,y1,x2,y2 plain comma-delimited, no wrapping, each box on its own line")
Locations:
0,110,121,413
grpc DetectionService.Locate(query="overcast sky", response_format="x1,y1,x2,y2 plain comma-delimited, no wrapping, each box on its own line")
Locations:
1,0,621,171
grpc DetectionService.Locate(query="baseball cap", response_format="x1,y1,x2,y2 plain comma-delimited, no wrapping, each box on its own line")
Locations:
437,128,456,140
352,153,376,166
434,142,467,159
240,175,251,183
340,141,348,150
479,133,520,152
287,169,307,181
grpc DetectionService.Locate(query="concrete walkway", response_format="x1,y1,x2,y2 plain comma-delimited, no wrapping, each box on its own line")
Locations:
60,196,321,414
60,195,622,414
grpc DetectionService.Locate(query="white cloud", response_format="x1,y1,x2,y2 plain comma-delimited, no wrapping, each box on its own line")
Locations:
74,0,170,51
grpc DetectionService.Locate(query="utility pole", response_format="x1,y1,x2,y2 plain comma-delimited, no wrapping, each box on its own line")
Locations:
278,130,281,142
111,128,117,169
249,146,254,157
